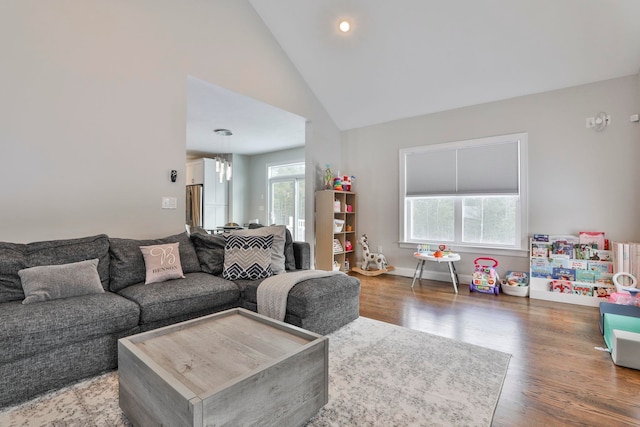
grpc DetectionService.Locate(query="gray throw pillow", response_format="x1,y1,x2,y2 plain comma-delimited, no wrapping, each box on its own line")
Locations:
18,258,105,304
190,233,226,275
231,225,287,274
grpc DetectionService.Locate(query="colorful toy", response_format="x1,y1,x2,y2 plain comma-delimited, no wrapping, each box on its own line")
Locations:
359,234,388,271
333,176,343,191
324,164,334,189
345,239,353,251
342,175,352,191
470,257,500,295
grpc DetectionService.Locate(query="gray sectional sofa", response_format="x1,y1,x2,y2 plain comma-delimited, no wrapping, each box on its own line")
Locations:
0,230,361,408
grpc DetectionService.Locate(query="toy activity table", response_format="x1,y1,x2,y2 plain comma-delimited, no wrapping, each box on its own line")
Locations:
411,252,461,293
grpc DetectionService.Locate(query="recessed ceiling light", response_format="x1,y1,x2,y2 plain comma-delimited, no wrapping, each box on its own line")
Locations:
339,20,350,33
213,128,233,136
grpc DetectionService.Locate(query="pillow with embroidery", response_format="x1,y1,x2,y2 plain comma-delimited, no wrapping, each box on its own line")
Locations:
140,243,185,284
222,234,274,280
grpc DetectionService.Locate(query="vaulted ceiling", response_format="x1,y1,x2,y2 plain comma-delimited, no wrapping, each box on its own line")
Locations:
249,0,640,130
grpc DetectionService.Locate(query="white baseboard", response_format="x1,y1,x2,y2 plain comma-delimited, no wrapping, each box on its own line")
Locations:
386,266,472,287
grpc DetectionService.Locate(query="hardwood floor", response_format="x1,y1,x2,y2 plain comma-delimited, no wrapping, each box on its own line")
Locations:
354,273,640,426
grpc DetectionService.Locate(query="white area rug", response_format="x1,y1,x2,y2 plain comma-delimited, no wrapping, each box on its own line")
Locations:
0,317,510,427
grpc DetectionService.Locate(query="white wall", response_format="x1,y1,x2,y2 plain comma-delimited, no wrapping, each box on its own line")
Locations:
0,0,340,243
343,75,640,279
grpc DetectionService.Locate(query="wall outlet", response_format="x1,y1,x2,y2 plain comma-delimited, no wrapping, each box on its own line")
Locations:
377,245,383,253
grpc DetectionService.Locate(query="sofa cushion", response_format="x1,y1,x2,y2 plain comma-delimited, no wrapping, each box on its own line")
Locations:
190,233,226,275
231,225,286,274
117,272,240,325
0,235,110,304
109,232,200,292
284,228,296,271
0,292,140,363
19,258,105,304
222,234,274,280
0,242,27,303
238,274,361,318
140,243,185,284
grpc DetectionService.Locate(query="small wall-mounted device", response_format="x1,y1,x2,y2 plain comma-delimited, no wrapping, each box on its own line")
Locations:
170,170,177,183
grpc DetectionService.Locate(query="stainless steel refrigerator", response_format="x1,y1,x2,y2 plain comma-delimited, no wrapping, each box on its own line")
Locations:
186,184,203,227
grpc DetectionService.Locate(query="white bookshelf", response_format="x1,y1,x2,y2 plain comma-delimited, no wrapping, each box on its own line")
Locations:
529,238,613,307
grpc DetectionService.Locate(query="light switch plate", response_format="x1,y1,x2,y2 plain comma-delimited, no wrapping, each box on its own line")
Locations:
162,197,177,209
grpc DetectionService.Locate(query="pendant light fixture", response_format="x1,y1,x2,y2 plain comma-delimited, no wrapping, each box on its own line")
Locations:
213,128,233,183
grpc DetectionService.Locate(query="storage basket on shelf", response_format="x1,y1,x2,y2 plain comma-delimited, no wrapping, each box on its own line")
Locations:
470,257,500,295
333,219,345,232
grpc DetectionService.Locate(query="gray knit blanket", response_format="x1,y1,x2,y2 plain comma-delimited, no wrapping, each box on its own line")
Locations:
257,270,344,321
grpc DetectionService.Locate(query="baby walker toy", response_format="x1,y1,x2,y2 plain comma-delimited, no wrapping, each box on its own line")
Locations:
470,257,500,295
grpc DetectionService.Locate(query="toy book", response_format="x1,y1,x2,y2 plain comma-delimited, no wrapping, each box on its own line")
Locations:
572,284,593,296
531,243,549,258
552,241,574,258
550,255,569,269
593,286,614,299
595,272,613,285
531,258,553,278
553,267,576,281
574,244,596,260
588,249,613,262
579,231,605,250
533,234,549,242
550,280,573,294
568,260,589,270
576,270,596,283
588,260,613,274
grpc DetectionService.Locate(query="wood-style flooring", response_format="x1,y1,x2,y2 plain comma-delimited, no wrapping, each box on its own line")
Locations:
354,273,640,426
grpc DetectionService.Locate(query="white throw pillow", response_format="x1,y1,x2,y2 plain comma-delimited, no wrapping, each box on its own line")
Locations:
139,243,185,284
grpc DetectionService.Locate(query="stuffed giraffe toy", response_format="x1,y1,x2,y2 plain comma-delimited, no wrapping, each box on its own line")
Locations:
359,234,388,271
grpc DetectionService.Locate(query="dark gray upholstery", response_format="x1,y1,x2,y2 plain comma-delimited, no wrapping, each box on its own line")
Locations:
0,233,359,408
117,272,239,325
0,241,27,303
237,274,361,335
190,232,226,275
0,234,110,303
0,293,139,363
109,232,201,292
0,333,126,408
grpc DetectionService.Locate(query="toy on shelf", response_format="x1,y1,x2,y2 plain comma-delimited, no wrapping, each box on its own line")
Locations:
324,164,334,189
351,234,395,276
470,257,500,295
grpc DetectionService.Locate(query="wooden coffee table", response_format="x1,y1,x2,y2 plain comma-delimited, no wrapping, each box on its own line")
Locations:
118,308,328,427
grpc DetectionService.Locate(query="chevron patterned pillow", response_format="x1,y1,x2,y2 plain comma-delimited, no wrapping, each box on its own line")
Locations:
222,234,274,280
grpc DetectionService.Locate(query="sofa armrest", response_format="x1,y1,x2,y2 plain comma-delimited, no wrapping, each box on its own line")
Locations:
293,242,311,270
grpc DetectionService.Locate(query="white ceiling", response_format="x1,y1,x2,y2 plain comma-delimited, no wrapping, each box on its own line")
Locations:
250,0,640,130
186,76,306,156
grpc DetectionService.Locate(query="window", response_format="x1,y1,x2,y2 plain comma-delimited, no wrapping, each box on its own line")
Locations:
268,162,305,240
400,133,528,251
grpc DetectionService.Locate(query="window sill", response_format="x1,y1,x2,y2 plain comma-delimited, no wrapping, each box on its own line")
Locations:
398,241,529,258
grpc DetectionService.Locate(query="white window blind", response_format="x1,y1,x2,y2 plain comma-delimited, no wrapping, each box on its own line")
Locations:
404,137,521,197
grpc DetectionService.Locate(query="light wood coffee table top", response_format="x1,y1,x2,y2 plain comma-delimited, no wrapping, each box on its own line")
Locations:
118,308,328,427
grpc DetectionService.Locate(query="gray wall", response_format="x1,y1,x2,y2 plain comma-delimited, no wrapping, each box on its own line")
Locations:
343,75,640,280
0,0,340,243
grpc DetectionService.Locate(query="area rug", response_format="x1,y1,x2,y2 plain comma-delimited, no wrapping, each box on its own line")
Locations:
0,317,510,427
